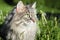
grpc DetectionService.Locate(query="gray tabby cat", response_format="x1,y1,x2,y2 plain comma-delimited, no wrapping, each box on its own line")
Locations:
0,1,38,40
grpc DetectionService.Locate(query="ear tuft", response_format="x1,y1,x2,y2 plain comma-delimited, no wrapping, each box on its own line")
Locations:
17,1,24,7
32,2,36,8
16,1,25,13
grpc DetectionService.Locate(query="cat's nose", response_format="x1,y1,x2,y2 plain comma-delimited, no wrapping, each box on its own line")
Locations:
30,18,35,22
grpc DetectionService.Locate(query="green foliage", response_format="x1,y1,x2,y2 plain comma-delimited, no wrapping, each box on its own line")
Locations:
0,0,60,40
45,0,60,9
0,0,13,24
36,10,60,40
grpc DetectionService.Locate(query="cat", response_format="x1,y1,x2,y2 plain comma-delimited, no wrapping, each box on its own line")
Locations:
0,1,38,40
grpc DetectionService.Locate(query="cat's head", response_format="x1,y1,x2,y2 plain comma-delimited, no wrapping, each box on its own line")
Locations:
16,1,36,14
13,1,37,23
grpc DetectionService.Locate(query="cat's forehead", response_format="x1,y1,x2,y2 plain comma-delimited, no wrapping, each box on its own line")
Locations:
26,5,35,12
26,4,34,9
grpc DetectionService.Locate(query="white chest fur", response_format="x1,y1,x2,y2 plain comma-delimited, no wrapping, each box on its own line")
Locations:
8,20,38,40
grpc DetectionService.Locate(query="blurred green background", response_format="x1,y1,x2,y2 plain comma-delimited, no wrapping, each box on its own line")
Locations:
0,0,60,40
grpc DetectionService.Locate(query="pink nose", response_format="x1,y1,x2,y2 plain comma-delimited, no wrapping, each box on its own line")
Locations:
30,18,35,22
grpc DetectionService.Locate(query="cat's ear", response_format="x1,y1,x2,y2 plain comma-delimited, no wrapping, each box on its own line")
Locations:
32,2,36,8
16,1,25,13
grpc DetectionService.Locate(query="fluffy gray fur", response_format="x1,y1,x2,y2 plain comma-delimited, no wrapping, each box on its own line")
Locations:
0,1,38,40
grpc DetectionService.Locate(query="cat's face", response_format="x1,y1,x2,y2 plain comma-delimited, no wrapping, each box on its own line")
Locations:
13,1,37,23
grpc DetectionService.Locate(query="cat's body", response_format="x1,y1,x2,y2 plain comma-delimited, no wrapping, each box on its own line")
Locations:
0,1,38,40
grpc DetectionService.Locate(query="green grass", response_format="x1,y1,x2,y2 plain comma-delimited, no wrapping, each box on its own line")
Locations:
0,0,13,24
0,0,60,40
36,10,60,40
